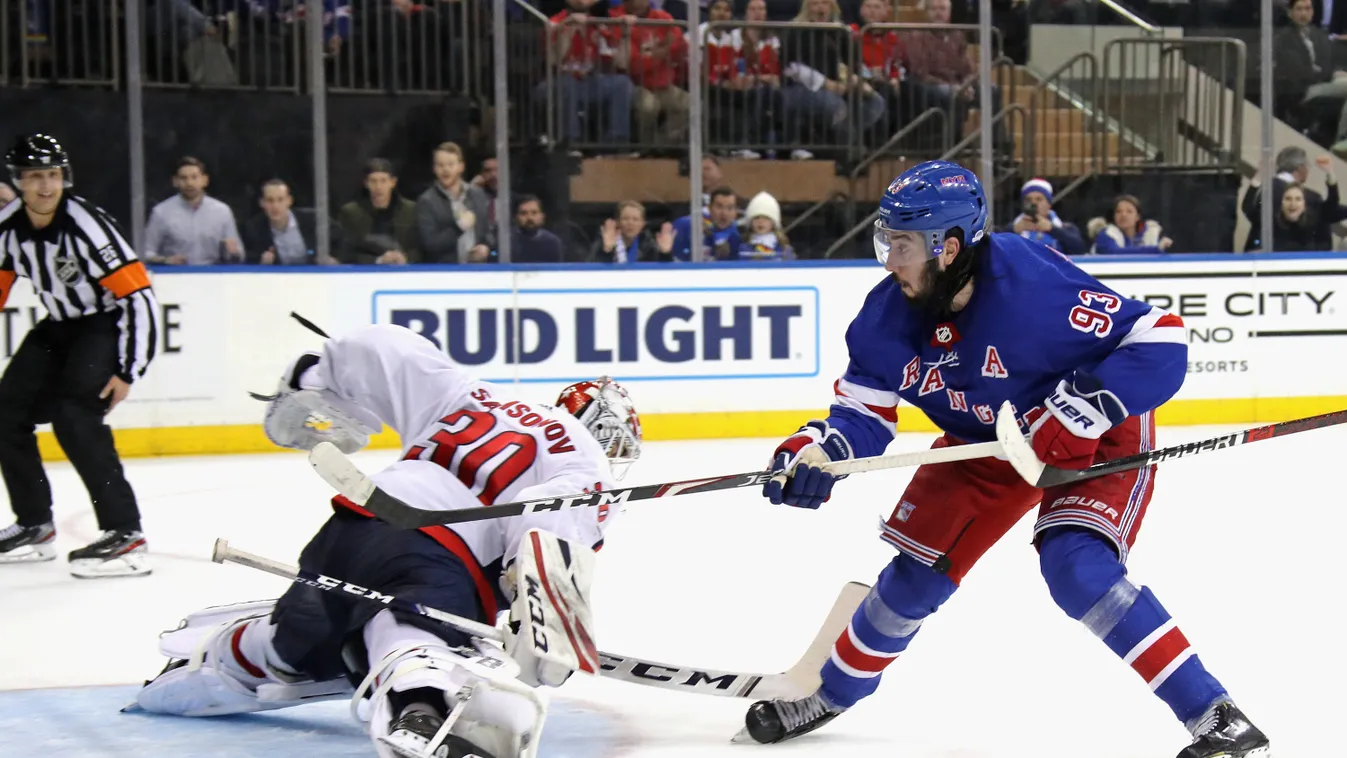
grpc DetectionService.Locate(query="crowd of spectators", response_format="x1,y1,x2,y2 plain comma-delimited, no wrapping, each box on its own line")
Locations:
535,0,1010,158
1002,146,1347,254
121,149,807,263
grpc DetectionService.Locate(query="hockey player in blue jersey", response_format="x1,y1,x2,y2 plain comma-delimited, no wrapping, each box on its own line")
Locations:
741,161,1270,758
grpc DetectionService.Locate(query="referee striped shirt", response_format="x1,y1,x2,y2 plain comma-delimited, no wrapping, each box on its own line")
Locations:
0,196,160,382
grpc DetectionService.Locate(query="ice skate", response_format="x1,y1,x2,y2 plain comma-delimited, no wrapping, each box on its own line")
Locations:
382,709,498,758
0,522,56,563
737,690,847,744
68,529,150,578
1177,701,1271,758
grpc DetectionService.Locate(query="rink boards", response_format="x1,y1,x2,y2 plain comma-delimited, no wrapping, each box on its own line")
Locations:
3,254,1345,459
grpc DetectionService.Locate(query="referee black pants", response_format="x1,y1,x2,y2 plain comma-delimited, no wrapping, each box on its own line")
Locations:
0,313,140,532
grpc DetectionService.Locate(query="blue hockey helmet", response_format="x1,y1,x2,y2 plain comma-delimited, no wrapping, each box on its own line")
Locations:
874,161,988,266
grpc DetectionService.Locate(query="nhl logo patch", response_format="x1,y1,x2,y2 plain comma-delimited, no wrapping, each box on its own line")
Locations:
930,322,961,351
53,255,82,285
896,501,917,522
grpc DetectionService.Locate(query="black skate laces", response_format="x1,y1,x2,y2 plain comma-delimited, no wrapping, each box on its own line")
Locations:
778,693,834,731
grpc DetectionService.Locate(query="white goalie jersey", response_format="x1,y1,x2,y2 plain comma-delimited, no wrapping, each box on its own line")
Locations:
309,324,618,593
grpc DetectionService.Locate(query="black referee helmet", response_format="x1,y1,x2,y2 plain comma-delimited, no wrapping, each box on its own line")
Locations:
5,134,73,188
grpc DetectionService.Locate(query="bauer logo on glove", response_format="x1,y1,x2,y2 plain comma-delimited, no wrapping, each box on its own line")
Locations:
1030,371,1128,470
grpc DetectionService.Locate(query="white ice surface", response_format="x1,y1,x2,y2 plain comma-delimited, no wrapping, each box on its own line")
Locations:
0,426,1336,757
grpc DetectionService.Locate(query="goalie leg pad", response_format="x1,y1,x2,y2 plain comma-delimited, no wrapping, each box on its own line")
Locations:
507,529,599,689
138,612,347,717
358,610,547,758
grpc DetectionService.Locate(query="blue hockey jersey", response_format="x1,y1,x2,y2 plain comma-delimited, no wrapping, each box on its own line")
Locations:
827,233,1188,458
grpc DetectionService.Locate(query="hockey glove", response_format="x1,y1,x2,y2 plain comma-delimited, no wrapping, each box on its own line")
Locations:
1030,371,1129,470
763,420,853,509
260,352,381,454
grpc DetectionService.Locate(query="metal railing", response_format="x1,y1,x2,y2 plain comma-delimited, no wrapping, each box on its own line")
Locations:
1023,52,1102,181
10,0,120,87
1096,0,1161,33
1100,37,1246,171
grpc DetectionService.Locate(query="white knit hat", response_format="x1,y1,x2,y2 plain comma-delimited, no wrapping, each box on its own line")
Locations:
1020,178,1053,202
744,191,782,228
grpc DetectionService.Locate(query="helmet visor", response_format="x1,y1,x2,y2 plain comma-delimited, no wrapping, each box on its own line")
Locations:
873,223,938,267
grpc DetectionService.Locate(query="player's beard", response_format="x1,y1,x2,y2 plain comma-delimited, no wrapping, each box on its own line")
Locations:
900,258,944,314
902,243,980,321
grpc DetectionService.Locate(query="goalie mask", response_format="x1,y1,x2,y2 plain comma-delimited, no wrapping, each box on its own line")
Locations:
556,377,642,480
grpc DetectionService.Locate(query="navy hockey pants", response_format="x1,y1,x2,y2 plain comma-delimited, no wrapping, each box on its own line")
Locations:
269,509,489,682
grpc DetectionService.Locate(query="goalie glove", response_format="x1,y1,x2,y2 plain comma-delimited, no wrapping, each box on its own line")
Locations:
258,352,381,454
502,529,600,689
1029,371,1129,470
763,420,853,509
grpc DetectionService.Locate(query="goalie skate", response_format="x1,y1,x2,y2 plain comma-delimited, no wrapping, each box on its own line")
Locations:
359,634,547,758
0,522,55,563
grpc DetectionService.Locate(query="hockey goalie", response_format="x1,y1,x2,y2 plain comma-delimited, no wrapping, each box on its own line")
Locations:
132,324,642,758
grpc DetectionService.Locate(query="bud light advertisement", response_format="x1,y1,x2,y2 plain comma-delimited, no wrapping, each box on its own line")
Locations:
372,286,821,383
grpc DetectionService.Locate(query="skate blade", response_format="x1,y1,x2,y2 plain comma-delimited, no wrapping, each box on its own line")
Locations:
70,554,152,579
377,733,439,758
730,727,761,745
0,544,57,563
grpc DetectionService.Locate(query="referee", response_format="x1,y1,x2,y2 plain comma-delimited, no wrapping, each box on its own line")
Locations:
0,134,161,578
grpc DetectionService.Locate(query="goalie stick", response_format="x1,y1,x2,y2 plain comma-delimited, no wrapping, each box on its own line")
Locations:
307,439,1002,529
994,401,1347,488
212,538,867,701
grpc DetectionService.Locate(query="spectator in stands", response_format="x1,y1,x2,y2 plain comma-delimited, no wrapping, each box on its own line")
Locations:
1242,148,1347,244
740,191,795,260
1088,195,1173,255
147,0,235,85
416,142,494,264
1006,178,1085,254
0,183,15,206
593,200,676,262
512,195,566,262
542,0,635,153
241,179,318,265
739,0,784,154
235,1,349,88
471,154,500,236
1244,183,1335,251
851,0,907,136
337,158,419,265
612,0,690,146
780,0,885,160
701,155,732,206
145,157,243,265
1274,0,1347,147
900,0,1007,154
704,0,781,159
672,186,741,260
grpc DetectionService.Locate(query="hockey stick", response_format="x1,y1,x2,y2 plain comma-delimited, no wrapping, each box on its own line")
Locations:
308,439,1003,530
212,538,867,700
994,401,1347,489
